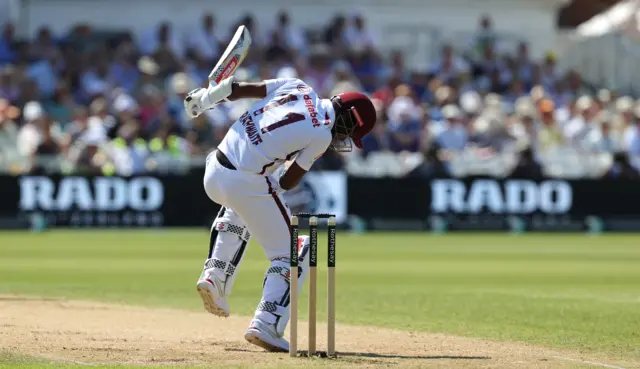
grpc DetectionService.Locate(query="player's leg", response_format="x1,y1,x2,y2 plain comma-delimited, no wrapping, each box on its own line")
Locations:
196,206,251,317
245,234,311,353
225,188,311,352
197,152,251,317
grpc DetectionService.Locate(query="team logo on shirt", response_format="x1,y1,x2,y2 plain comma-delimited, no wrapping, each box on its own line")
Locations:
297,84,312,93
304,95,321,127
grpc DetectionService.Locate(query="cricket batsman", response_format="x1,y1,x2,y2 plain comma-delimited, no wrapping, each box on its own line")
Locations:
183,76,376,352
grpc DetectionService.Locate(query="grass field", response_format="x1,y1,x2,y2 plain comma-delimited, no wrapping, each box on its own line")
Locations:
0,230,639,368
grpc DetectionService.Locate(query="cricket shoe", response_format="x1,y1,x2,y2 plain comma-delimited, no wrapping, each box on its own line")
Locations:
196,271,230,317
244,318,288,352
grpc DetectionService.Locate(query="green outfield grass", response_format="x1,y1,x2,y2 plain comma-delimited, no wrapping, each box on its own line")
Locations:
1,230,639,364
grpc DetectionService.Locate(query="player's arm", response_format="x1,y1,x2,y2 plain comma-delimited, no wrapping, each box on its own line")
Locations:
184,78,302,118
278,133,331,191
227,77,304,101
279,162,307,190
225,81,267,101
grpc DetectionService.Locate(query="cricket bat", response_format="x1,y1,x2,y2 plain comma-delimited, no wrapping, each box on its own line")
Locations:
208,25,252,85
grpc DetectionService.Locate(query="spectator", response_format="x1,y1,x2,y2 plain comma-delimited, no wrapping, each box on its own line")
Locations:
411,143,449,177
328,60,362,96
186,113,216,155
428,84,455,124
470,114,514,154
137,85,167,137
105,120,148,175
27,48,60,99
344,13,378,51
509,101,537,150
88,97,115,136
80,58,111,102
43,83,76,127
133,56,162,98
235,14,262,47
460,90,482,123
566,69,589,98
540,52,559,92
264,30,293,65
386,92,421,152
69,133,104,175
503,79,527,107
31,27,57,61
17,101,46,157
29,115,64,174
65,106,91,143
409,65,430,101
110,38,140,94
371,72,402,109
476,48,503,85
66,24,98,54
471,15,497,59
325,14,348,56
17,78,40,106
302,44,331,96
0,13,632,180
189,13,223,62
272,11,306,55
381,50,408,84
596,89,613,111
536,98,564,152
515,42,534,87
109,93,139,138
0,99,20,167
0,65,19,102
429,44,469,85
436,104,467,152
347,47,379,93
360,99,390,156
606,152,639,179
0,23,16,64
167,72,197,128
33,117,61,157
186,54,213,87
615,96,634,131
623,106,640,156
563,95,595,145
510,146,543,178
582,111,620,153
141,22,185,59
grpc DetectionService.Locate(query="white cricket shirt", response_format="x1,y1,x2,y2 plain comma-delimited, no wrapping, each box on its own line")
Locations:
218,78,335,176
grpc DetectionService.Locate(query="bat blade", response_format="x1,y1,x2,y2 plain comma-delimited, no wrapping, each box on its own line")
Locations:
208,25,252,85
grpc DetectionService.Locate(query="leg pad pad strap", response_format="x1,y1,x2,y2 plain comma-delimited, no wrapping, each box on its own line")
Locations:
257,300,288,317
204,258,236,276
214,221,251,242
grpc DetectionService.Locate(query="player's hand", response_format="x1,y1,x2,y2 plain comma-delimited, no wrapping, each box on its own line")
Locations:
184,78,234,119
183,88,208,118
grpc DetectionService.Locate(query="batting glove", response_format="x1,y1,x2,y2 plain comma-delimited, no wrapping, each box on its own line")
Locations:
183,78,235,119
183,88,208,118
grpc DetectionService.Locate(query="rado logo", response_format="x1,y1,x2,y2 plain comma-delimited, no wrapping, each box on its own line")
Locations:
431,179,572,214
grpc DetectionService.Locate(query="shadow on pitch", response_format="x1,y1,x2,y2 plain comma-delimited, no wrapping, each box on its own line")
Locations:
336,352,490,360
225,348,489,360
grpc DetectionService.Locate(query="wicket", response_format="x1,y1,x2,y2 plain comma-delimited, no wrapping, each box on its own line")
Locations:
289,213,336,358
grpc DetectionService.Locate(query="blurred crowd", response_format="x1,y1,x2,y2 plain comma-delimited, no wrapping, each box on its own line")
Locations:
0,12,639,178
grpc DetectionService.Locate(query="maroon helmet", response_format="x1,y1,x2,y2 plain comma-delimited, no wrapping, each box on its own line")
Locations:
330,91,377,151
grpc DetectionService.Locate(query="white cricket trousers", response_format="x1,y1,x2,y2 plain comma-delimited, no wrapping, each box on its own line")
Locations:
203,151,292,260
